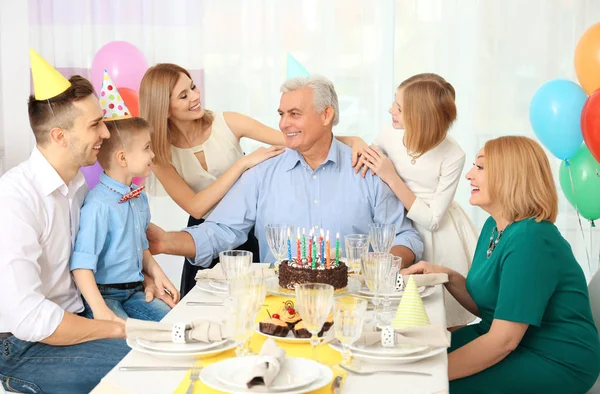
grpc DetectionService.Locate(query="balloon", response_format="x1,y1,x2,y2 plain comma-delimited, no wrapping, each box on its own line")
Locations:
80,162,103,189
575,23,600,95
529,79,587,160
132,177,145,186
91,41,148,94
118,87,140,117
559,144,600,221
581,89,600,164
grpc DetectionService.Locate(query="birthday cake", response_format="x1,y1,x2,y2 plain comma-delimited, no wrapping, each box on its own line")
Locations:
278,258,348,292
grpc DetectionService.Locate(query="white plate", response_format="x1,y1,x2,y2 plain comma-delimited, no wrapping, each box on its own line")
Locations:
214,356,321,391
349,341,429,357
196,280,228,296
266,276,361,297
329,340,446,364
358,285,436,299
136,338,227,353
201,357,333,394
254,323,328,344
126,338,236,360
209,279,228,291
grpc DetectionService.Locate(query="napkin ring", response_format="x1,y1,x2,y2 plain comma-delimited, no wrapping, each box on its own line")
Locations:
381,326,395,348
395,273,404,291
172,323,186,344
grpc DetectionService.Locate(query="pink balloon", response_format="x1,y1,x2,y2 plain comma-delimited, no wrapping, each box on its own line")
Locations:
132,177,145,186
91,41,148,94
80,162,103,189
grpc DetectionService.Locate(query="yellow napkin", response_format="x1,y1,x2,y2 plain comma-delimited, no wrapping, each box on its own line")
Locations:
173,296,346,394
392,275,430,329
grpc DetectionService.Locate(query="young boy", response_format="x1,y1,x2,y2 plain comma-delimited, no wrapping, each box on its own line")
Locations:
70,75,179,323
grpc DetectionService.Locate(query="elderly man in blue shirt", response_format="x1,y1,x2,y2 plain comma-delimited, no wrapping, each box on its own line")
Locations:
148,75,423,267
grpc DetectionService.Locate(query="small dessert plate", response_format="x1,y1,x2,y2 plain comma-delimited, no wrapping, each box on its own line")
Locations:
254,323,327,344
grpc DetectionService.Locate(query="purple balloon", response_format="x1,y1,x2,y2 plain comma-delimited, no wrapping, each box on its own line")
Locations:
80,162,103,189
91,41,148,94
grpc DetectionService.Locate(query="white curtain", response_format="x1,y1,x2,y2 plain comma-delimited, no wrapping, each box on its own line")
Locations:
21,0,600,282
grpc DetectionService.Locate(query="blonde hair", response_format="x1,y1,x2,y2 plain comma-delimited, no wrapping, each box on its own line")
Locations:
485,136,558,223
97,117,151,169
139,63,214,165
398,73,457,157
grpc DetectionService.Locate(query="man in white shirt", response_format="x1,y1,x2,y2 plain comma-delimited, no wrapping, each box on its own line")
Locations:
0,61,171,392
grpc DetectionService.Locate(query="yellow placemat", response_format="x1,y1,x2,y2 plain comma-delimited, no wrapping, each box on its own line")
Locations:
173,296,346,394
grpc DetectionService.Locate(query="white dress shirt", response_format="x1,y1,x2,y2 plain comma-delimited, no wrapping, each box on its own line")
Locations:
0,148,87,341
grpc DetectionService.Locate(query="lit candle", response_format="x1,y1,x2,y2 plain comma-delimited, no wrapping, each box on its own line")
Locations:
326,230,331,268
320,229,324,265
312,234,317,269
335,232,340,266
296,228,301,261
308,229,313,264
302,228,306,260
287,228,292,261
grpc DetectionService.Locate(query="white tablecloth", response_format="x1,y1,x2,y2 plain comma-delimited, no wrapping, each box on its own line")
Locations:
92,279,449,394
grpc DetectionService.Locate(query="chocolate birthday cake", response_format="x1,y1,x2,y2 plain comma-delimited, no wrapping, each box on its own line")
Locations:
278,258,348,293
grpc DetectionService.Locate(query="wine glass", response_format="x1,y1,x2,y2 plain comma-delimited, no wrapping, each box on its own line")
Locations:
228,274,267,356
379,257,401,326
361,252,394,325
344,234,369,274
368,223,396,252
295,283,334,361
334,297,368,366
265,224,295,270
219,250,253,282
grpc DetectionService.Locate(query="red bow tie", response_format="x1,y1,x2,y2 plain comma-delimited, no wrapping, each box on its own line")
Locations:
119,186,145,204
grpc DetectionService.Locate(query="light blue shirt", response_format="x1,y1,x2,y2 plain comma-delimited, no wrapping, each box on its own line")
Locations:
70,172,149,284
185,138,423,266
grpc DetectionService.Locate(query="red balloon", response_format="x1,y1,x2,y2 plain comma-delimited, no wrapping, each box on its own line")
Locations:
581,89,600,163
118,87,140,117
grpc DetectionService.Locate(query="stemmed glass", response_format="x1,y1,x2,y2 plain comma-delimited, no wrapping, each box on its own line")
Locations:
368,223,396,253
265,224,295,270
378,256,401,326
360,252,394,325
334,297,368,366
219,250,253,282
227,274,267,356
344,234,369,274
295,283,334,362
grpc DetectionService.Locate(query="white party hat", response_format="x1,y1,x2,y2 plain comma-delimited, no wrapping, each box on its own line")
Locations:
392,275,430,329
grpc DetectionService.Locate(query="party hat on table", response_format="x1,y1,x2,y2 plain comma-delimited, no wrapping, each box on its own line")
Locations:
29,49,71,100
99,70,131,120
392,275,430,329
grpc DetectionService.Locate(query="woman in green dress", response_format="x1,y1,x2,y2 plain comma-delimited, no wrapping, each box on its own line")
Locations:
404,136,600,393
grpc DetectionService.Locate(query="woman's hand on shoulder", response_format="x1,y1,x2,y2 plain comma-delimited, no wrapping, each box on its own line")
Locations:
241,146,286,170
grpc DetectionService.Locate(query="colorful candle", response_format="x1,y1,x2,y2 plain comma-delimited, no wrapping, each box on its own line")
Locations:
296,228,301,261
287,228,292,261
335,232,340,266
302,228,306,260
308,229,313,264
312,234,317,269
320,229,324,266
326,230,331,268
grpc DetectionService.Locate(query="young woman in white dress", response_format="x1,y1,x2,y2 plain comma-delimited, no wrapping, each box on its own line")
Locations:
357,73,478,328
140,64,362,297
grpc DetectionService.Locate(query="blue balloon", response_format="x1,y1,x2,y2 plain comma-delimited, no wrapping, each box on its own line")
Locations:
529,79,588,160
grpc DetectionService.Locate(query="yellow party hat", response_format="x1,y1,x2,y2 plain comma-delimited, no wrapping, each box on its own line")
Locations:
29,49,71,100
392,275,430,329
99,70,131,120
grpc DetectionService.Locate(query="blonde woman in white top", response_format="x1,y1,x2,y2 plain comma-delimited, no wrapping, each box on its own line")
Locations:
356,73,478,328
140,64,360,296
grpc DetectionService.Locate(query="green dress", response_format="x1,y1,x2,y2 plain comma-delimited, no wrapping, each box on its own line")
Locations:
449,217,600,394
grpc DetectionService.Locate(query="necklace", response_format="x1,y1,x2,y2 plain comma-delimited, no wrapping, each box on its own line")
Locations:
407,151,418,165
487,224,510,258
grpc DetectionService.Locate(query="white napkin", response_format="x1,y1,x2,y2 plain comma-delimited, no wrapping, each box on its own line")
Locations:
195,265,276,281
126,318,230,343
246,338,286,389
325,323,450,348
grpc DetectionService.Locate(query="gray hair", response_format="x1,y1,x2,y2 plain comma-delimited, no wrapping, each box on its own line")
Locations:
280,75,339,126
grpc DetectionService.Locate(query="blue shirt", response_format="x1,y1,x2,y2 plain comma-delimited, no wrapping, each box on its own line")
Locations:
185,138,423,266
70,172,149,284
